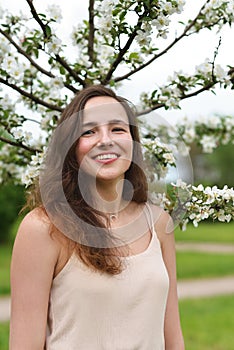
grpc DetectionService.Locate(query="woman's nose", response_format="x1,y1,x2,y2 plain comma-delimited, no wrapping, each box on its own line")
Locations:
97,128,114,147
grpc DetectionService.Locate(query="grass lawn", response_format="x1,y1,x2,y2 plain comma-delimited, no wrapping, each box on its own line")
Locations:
176,251,234,280
0,216,22,295
175,221,234,243
0,244,13,295
180,294,234,350
0,322,9,350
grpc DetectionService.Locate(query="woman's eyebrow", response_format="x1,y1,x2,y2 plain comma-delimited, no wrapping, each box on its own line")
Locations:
109,119,128,125
82,121,97,128
82,119,128,128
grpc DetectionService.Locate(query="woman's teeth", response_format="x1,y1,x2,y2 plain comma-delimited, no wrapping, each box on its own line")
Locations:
96,154,118,160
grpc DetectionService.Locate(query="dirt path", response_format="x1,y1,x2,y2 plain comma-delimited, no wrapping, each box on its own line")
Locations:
178,275,234,299
0,296,10,322
176,242,234,253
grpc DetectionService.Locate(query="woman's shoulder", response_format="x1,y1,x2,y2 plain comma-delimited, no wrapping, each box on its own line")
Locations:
19,207,51,234
147,202,174,239
14,207,61,256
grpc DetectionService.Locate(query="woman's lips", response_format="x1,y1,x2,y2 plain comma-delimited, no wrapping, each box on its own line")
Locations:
93,153,119,164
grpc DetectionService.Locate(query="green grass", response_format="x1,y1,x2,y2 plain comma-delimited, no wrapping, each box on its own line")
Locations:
0,216,22,296
180,294,234,350
0,322,9,350
1,295,234,350
176,251,234,280
175,222,234,243
0,244,12,295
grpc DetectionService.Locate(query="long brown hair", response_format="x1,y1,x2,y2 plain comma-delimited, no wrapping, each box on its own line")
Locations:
27,85,148,275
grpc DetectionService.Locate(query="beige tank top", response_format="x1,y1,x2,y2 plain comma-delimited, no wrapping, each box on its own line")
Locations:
45,203,169,350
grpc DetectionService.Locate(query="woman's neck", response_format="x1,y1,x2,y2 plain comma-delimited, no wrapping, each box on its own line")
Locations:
93,178,127,215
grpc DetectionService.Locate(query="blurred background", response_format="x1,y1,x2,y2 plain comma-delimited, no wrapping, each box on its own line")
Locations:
0,0,234,348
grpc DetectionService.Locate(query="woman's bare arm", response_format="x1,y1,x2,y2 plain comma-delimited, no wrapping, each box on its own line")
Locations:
154,208,185,350
10,209,60,350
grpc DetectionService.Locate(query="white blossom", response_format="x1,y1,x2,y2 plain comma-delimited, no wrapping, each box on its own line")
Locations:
162,152,175,164
70,23,83,46
2,56,25,82
217,209,226,222
135,29,151,47
98,45,115,71
21,166,39,187
12,128,33,145
46,36,62,54
0,36,10,56
97,16,113,36
46,4,62,23
149,192,171,208
192,184,204,192
2,56,17,72
21,149,46,187
200,135,218,153
175,0,186,13
9,64,25,83
172,178,189,190
195,58,211,75
214,65,227,81
0,4,4,19
152,15,170,30
225,116,234,131
12,128,24,140
183,127,196,143
1,94,13,110
207,116,222,129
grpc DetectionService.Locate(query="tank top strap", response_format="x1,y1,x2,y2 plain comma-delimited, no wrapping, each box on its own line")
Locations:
144,202,156,234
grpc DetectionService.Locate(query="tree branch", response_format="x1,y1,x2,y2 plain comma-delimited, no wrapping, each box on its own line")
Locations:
1,32,79,94
137,81,215,116
55,54,86,87
0,28,53,77
26,0,49,39
211,36,222,81
178,81,215,102
101,7,151,85
88,0,95,63
0,77,63,112
101,31,138,84
0,29,79,93
114,0,211,83
0,136,41,153
24,118,41,124
26,0,85,87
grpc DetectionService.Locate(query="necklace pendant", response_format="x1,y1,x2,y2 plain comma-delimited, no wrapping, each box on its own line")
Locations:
110,214,117,222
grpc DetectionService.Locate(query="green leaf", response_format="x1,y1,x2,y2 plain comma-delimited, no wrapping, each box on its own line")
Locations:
59,66,66,75
119,11,127,22
112,8,121,16
38,13,47,18
34,48,39,59
45,25,52,38
129,52,139,60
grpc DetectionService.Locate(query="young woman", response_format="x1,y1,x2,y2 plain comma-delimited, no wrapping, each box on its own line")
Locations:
10,85,185,349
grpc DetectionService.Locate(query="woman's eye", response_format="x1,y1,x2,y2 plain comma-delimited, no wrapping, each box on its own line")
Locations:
81,129,94,136
112,127,126,132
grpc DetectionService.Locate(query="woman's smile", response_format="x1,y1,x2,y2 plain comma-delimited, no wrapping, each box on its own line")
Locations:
93,152,120,163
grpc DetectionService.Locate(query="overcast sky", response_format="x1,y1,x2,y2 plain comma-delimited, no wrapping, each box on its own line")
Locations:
1,0,234,125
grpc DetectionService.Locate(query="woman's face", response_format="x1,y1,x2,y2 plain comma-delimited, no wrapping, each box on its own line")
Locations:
76,96,133,183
